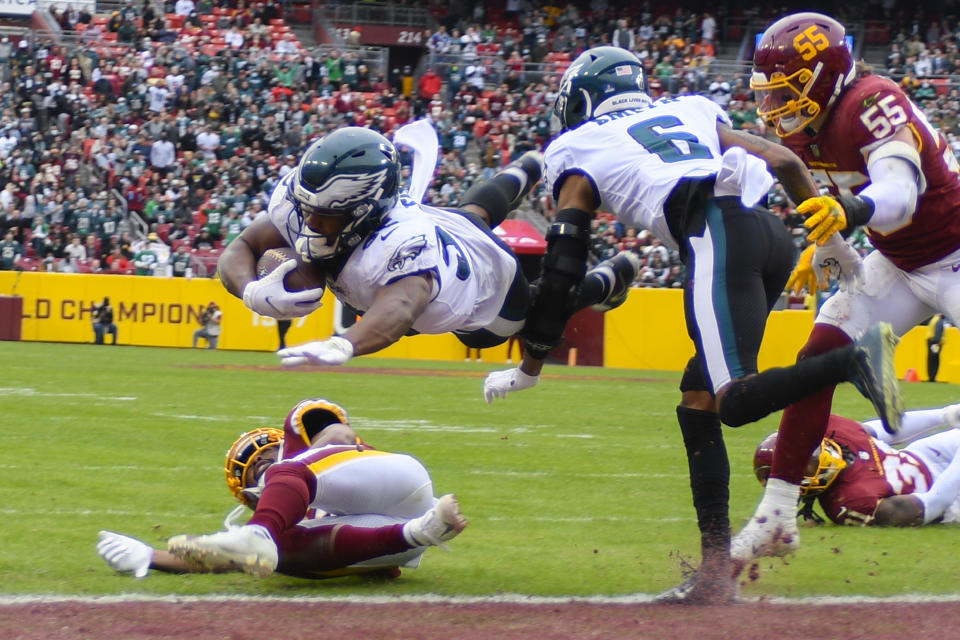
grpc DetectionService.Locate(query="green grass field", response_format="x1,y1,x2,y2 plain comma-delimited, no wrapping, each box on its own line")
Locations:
3,341,959,599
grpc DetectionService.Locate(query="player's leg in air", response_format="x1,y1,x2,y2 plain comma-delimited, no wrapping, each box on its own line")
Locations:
731,251,942,572
461,150,642,314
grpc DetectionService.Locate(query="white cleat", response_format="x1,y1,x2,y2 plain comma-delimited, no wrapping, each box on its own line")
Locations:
403,494,468,551
730,511,799,576
168,524,278,577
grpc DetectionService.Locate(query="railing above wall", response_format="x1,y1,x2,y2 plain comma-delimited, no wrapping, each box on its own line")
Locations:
319,2,432,27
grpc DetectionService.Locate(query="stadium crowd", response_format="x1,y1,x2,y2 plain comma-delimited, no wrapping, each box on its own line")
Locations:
0,0,934,288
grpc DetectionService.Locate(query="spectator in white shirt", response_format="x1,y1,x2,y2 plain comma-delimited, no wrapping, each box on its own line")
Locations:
150,135,176,176
147,82,170,113
0,129,18,159
701,12,716,43
274,33,298,54
200,64,220,86
915,50,933,77
174,0,195,16
708,74,731,108
196,126,221,161
224,25,244,50
165,65,185,94
63,235,87,266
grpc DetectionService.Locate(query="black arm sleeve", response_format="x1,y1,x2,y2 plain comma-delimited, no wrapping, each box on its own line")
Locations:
837,195,875,231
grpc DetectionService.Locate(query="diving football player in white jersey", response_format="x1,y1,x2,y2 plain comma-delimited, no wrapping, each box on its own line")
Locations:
482,46,903,604
217,121,640,366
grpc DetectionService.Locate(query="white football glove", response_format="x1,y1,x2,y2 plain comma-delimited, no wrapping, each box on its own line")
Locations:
242,259,324,320
943,404,960,428
278,336,355,367
483,367,540,404
813,236,863,292
97,530,153,579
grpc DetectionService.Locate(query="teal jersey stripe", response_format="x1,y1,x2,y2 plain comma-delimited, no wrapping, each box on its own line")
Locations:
705,201,743,379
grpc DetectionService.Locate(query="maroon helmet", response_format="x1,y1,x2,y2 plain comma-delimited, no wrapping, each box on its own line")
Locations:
753,431,848,497
751,12,855,137
753,432,778,485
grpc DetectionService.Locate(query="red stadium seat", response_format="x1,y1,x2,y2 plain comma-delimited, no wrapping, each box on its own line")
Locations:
269,18,285,26
14,257,39,271
156,223,172,243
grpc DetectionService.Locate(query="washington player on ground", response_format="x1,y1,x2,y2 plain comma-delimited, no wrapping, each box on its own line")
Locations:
733,12,960,570
97,398,467,579
481,45,902,604
216,121,640,367
751,402,960,528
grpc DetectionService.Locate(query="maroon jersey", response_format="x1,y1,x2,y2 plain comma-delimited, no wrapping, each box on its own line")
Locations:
817,415,932,525
783,74,960,271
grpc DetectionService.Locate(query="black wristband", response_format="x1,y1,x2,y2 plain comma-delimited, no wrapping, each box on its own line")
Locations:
837,195,875,228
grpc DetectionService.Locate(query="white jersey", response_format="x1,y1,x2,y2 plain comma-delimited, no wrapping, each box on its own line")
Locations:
267,172,518,335
544,95,731,250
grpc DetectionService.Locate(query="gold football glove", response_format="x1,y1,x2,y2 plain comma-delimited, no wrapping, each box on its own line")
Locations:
798,196,847,246
786,244,825,295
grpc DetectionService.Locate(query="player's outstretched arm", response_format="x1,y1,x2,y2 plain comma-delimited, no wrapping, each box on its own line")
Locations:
278,274,433,367
97,530,201,577
717,123,819,204
483,354,543,404
342,274,433,356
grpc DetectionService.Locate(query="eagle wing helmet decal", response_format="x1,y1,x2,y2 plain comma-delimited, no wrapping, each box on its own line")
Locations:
300,168,389,209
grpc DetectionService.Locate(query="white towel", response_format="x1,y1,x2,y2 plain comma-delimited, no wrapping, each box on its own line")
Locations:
713,146,774,208
392,119,440,204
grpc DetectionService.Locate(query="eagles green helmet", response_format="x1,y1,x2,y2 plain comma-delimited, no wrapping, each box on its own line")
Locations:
287,127,400,261
553,46,650,131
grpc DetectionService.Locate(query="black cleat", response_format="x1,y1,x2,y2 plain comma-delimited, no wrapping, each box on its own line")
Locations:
849,322,903,434
654,558,739,606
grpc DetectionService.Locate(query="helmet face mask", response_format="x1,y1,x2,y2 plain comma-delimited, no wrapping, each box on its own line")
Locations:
801,437,847,497
751,67,820,134
553,45,650,131
751,12,854,137
286,127,400,262
753,432,848,498
224,427,283,508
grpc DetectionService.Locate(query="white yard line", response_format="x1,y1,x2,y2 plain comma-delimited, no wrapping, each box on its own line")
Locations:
3,593,960,606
